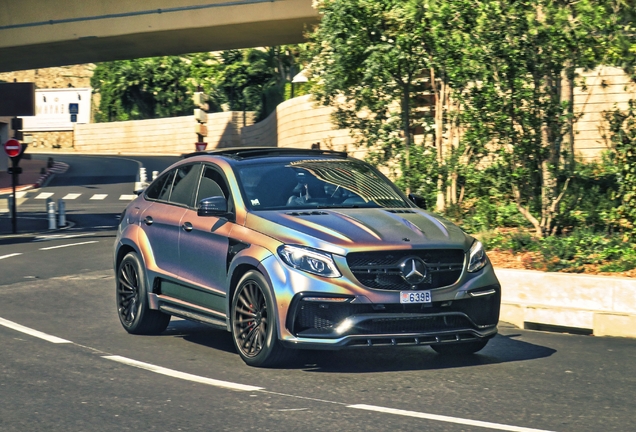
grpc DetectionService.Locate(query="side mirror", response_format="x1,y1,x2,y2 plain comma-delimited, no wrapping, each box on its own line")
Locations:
197,196,229,217
408,193,427,210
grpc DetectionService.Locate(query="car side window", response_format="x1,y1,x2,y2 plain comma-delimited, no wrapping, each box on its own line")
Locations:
169,164,201,207
145,170,175,202
197,165,234,213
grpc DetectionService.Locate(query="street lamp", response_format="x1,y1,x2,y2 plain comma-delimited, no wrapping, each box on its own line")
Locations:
291,70,309,99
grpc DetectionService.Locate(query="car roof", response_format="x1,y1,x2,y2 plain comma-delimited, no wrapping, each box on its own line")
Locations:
181,147,349,162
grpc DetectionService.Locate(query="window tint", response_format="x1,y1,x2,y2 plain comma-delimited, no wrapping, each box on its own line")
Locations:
196,165,234,213
145,170,175,201
169,164,200,207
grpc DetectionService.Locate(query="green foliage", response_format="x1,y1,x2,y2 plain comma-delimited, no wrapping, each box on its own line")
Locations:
92,46,306,123
603,99,636,239
91,56,197,121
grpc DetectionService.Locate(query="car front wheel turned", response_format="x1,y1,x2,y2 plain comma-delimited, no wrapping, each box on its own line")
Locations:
231,270,290,367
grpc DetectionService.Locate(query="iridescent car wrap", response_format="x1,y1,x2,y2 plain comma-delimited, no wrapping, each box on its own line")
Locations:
114,148,501,366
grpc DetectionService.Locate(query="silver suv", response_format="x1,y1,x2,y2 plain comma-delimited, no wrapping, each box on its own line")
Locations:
114,148,500,367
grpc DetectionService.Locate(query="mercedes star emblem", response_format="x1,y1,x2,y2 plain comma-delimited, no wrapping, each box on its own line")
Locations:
398,257,428,285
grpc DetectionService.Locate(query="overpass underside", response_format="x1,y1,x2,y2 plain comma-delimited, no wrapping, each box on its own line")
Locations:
0,0,318,73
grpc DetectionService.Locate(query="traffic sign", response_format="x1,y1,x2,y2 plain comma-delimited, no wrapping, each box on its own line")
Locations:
4,139,21,157
195,142,208,151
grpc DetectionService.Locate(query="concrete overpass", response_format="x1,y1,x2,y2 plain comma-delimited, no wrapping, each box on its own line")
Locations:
0,0,318,73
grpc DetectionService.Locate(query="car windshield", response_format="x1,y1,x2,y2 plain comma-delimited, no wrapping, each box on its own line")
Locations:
235,158,410,211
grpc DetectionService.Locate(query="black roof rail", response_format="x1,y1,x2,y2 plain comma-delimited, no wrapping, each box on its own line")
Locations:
182,147,348,160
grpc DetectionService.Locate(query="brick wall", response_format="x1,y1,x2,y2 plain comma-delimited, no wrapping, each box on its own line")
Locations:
573,66,636,160
73,111,254,154
240,95,366,159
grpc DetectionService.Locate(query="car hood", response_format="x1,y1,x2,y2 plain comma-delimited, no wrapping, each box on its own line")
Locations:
245,208,472,255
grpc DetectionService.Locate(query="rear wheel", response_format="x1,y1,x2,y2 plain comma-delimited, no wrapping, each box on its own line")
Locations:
116,252,170,335
431,339,489,355
231,270,290,367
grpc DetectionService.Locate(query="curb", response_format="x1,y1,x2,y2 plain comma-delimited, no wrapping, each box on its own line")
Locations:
0,161,69,195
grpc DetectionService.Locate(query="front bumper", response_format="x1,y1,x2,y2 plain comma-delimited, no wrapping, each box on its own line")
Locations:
280,286,500,350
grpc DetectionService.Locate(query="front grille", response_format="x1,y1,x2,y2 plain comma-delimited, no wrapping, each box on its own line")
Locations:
356,315,471,334
346,249,465,290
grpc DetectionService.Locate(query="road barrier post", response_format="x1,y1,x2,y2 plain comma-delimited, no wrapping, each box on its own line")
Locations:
58,199,66,227
47,200,56,230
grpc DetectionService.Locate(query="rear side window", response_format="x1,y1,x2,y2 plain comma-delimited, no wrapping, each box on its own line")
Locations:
145,170,175,201
169,164,201,207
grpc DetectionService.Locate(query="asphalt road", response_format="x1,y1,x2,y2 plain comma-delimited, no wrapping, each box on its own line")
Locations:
0,154,634,432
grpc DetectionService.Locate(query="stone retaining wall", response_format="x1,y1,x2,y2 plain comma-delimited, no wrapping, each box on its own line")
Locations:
497,268,636,338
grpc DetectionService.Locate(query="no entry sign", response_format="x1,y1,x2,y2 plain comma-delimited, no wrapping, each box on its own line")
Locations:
4,139,21,157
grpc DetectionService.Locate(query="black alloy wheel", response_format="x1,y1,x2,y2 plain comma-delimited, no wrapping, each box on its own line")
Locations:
231,270,290,367
116,252,170,335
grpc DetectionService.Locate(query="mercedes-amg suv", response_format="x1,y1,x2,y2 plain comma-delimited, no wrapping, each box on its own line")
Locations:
114,147,500,367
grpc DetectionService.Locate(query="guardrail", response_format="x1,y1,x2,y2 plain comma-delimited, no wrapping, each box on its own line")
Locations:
497,268,636,338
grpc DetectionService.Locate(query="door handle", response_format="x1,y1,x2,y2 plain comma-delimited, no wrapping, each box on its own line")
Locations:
144,216,153,226
182,222,193,232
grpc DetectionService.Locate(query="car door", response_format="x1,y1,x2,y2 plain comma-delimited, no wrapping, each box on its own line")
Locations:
140,163,201,282
177,163,234,314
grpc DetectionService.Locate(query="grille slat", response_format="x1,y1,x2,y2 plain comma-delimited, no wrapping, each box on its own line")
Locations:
347,249,465,290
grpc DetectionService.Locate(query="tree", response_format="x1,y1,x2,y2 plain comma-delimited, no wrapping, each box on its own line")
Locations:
307,0,437,194
457,0,634,237
91,56,199,122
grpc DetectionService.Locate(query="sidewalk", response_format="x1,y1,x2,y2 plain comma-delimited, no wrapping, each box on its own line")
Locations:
0,155,58,235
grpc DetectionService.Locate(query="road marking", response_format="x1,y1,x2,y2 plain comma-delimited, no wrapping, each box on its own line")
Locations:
103,355,263,392
39,240,99,250
348,405,555,432
0,253,22,260
90,194,108,200
33,233,96,242
15,191,28,199
34,192,54,199
63,193,82,200
119,194,136,200
0,319,558,432
0,317,72,344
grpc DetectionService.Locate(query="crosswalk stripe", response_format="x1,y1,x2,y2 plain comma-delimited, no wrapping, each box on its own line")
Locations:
34,192,54,200
15,191,28,199
119,194,136,200
90,194,108,200
63,193,82,200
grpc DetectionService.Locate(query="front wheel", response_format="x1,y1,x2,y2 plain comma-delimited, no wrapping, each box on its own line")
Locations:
431,339,489,355
116,252,170,335
231,270,290,367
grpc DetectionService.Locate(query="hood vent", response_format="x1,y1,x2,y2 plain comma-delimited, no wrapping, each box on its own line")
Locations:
386,209,416,214
286,211,330,217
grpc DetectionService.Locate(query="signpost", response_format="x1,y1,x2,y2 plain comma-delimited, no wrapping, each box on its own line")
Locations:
4,139,25,234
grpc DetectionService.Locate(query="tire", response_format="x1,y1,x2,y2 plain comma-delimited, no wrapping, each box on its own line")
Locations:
116,252,170,335
231,270,290,367
431,339,489,355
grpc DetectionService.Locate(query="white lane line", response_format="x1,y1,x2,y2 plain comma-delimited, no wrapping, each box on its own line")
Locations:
15,191,28,199
63,193,82,200
0,253,22,260
119,194,136,200
348,405,555,432
33,233,96,242
90,194,108,200
103,355,263,392
0,317,72,344
34,192,54,200
39,240,99,250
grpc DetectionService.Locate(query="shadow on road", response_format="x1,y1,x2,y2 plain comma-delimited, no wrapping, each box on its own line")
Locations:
164,320,556,372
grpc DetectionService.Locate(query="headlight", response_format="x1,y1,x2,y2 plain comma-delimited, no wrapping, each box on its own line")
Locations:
277,245,341,278
467,241,487,272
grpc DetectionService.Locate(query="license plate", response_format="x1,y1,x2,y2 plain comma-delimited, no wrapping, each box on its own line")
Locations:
400,290,431,304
